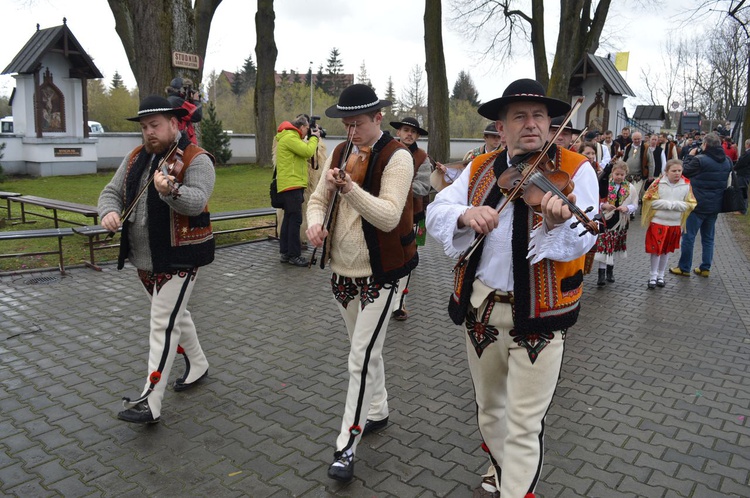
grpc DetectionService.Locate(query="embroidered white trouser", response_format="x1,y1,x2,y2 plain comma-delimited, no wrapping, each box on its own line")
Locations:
466,279,564,498
334,279,397,454
128,269,208,418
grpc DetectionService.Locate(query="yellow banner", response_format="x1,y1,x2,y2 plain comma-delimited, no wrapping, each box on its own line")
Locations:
614,52,630,71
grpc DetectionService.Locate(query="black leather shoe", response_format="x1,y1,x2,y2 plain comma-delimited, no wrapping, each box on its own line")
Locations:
117,401,159,424
327,451,354,482
362,416,389,436
173,370,208,392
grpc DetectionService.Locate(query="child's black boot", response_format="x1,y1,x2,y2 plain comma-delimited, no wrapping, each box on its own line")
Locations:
606,265,615,283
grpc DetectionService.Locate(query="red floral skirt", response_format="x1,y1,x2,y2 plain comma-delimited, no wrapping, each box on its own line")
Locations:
645,223,682,255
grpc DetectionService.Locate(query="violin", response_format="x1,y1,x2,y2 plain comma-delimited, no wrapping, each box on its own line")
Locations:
105,142,182,239
346,145,371,187
498,150,599,231
160,144,185,199
309,124,359,268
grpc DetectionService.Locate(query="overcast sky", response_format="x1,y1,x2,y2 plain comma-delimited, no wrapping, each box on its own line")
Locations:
1,0,717,116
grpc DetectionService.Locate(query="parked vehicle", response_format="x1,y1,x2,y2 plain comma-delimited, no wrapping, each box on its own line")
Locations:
88,121,104,134
1,116,13,133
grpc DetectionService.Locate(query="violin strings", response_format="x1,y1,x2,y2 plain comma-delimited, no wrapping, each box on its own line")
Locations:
529,172,585,218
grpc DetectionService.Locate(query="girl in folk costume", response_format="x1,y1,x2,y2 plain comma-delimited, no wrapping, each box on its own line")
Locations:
594,160,639,286
641,159,696,288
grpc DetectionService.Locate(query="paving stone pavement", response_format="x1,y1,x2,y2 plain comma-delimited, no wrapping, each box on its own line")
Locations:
1,213,749,498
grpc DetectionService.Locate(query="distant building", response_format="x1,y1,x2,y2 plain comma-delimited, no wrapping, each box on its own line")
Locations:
632,105,666,133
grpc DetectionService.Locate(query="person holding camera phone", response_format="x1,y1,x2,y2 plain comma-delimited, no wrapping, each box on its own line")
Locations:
275,114,320,266
166,77,203,145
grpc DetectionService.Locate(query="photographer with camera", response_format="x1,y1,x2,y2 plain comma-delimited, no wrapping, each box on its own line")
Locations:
275,114,320,267
166,77,203,145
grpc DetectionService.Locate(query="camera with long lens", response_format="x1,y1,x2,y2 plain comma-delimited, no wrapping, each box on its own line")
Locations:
308,115,327,139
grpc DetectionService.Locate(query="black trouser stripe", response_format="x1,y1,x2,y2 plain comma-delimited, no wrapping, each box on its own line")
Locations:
341,282,397,453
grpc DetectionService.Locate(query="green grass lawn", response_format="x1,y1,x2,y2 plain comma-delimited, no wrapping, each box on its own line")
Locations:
0,164,276,272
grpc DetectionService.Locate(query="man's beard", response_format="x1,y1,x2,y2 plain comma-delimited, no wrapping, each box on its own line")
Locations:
144,137,172,155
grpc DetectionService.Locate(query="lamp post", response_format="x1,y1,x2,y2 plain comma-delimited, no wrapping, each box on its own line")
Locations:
309,61,314,118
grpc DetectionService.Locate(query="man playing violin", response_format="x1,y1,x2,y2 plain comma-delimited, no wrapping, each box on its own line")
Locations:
426,79,598,498
306,84,417,483
98,95,215,424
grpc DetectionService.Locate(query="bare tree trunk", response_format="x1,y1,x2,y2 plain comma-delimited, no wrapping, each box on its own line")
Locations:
547,0,611,100
529,0,548,89
108,0,222,99
254,0,277,167
424,0,450,162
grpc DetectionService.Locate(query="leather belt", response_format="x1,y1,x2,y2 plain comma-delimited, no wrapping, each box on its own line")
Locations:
492,291,514,304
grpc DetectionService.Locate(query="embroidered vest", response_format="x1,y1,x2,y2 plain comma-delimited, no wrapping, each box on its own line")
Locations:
448,147,587,334
329,134,418,284
119,141,215,272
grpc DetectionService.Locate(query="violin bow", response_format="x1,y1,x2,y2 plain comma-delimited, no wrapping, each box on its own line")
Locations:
570,125,588,150
453,97,585,272
309,124,357,268
105,141,180,239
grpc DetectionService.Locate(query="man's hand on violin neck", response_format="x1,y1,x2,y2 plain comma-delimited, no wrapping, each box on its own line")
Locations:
326,168,353,193
458,206,499,234
541,191,575,230
154,169,176,197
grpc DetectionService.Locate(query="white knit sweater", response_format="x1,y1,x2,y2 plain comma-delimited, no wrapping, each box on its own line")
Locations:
307,146,413,278
649,177,692,227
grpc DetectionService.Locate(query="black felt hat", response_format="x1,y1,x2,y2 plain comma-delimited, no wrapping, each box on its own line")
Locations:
325,84,392,118
477,79,570,120
549,115,582,134
483,123,501,136
390,116,428,136
126,95,189,122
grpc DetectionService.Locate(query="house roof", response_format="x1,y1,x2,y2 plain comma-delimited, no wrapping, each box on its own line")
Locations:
633,105,666,121
2,20,103,79
728,106,745,121
569,53,635,97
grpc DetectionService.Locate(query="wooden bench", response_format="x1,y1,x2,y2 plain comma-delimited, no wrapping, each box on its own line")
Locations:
210,208,278,238
0,227,75,274
0,191,21,221
10,195,100,227
73,208,278,270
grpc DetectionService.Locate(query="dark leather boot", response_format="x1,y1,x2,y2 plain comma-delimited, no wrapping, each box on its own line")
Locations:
606,265,615,283
597,269,606,286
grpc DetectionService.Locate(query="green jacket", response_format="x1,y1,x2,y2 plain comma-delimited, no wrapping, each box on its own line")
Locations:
275,122,319,192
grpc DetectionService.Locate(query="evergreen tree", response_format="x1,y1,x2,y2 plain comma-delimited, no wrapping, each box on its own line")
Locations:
315,64,326,93
384,76,398,113
200,101,232,165
325,48,344,95
357,61,374,92
231,69,244,96
306,67,312,86
111,71,124,90
280,69,288,87
241,55,257,90
451,70,481,106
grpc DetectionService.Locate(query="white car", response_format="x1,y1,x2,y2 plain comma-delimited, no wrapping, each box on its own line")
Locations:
88,121,104,134
1,116,13,133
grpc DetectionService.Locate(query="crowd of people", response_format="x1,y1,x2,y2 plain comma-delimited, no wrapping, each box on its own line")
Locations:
97,76,746,497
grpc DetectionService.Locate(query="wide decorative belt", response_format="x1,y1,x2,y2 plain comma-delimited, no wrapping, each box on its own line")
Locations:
491,291,514,304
